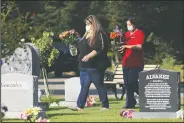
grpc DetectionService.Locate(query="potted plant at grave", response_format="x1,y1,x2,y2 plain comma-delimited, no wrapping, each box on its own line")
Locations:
31,31,60,98
39,95,59,111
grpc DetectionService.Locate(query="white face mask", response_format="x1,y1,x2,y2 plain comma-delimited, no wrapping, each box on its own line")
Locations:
127,25,134,31
85,25,91,32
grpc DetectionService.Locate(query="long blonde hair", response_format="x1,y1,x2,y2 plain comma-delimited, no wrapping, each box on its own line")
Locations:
82,15,104,47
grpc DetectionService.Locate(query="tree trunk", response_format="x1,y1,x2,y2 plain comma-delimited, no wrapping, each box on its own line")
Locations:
42,67,50,97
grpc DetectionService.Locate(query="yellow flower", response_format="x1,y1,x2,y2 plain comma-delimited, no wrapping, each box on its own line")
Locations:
25,108,31,114
32,111,39,116
31,107,41,115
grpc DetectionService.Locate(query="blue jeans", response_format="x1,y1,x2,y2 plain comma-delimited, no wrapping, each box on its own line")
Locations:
123,66,144,107
77,68,109,108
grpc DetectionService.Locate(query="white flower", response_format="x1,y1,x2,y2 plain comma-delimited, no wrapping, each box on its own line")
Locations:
20,38,25,42
176,109,184,119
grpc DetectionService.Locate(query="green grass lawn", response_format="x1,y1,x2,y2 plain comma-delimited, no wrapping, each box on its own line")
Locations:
2,98,184,122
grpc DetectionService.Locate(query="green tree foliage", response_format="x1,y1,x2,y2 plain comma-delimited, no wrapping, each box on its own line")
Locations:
31,31,59,97
104,1,130,32
3,1,183,64
31,31,59,68
1,0,32,57
30,1,78,38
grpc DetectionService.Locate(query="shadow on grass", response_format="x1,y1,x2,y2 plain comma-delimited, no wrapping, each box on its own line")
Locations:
51,75,77,79
109,101,121,104
108,98,121,101
85,104,101,109
48,107,68,111
47,112,86,118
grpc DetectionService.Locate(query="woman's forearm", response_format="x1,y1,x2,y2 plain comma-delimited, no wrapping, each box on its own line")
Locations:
87,50,97,59
127,44,142,50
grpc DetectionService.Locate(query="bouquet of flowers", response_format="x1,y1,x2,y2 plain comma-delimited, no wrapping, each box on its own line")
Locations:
110,25,123,46
1,104,8,118
59,29,80,45
59,29,80,56
120,109,135,118
20,106,49,122
87,96,97,107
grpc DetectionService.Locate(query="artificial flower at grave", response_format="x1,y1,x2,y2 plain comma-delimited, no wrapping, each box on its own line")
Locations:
20,106,49,122
120,109,135,119
87,96,97,107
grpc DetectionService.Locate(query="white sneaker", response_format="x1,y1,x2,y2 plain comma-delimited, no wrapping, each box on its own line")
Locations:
100,107,110,110
134,92,139,105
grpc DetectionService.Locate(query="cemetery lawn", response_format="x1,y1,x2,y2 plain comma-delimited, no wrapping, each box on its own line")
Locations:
2,98,184,122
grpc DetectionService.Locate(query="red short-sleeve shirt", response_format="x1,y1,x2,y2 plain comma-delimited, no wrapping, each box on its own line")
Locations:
122,29,145,68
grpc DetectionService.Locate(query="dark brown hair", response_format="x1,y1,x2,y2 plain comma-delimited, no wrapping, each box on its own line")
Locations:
127,17,137,27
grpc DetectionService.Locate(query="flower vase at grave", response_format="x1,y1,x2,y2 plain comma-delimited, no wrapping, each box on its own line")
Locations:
69,44,77,56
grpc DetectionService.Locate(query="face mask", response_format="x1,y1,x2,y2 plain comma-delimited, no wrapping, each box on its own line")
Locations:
127,25,134,31
85,25,91,32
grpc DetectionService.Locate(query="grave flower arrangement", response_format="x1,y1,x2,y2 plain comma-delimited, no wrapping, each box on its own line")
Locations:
120,109,135,118
20,106,49,122
1,104,8,118
59,29,81,56
87,96,97,107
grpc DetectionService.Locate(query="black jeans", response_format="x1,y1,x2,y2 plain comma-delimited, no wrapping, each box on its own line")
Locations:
77,68,109,108
123,66,144,107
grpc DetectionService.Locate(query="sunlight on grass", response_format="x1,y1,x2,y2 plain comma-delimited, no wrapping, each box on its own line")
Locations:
2,98,184,122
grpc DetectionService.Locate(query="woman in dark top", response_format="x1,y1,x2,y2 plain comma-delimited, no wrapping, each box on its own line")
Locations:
70,15,110,111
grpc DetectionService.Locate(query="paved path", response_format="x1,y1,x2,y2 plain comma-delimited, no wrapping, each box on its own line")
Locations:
38,73,123,99
39,73,184,100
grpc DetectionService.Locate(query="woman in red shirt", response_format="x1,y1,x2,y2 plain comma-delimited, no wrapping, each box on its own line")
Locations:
119,17,144,108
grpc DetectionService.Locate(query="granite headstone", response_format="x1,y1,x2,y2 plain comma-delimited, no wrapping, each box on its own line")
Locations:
60,77,87,107
1,43,42,118
1,43,40,77
132,69,180,118
1,73,38,118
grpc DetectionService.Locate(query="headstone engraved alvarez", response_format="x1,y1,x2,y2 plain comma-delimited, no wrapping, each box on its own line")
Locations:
1,43,40,118
133,69,180,118
139,69,180,112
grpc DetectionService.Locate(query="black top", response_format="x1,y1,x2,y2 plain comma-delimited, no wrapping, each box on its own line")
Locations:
78,32,109,70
